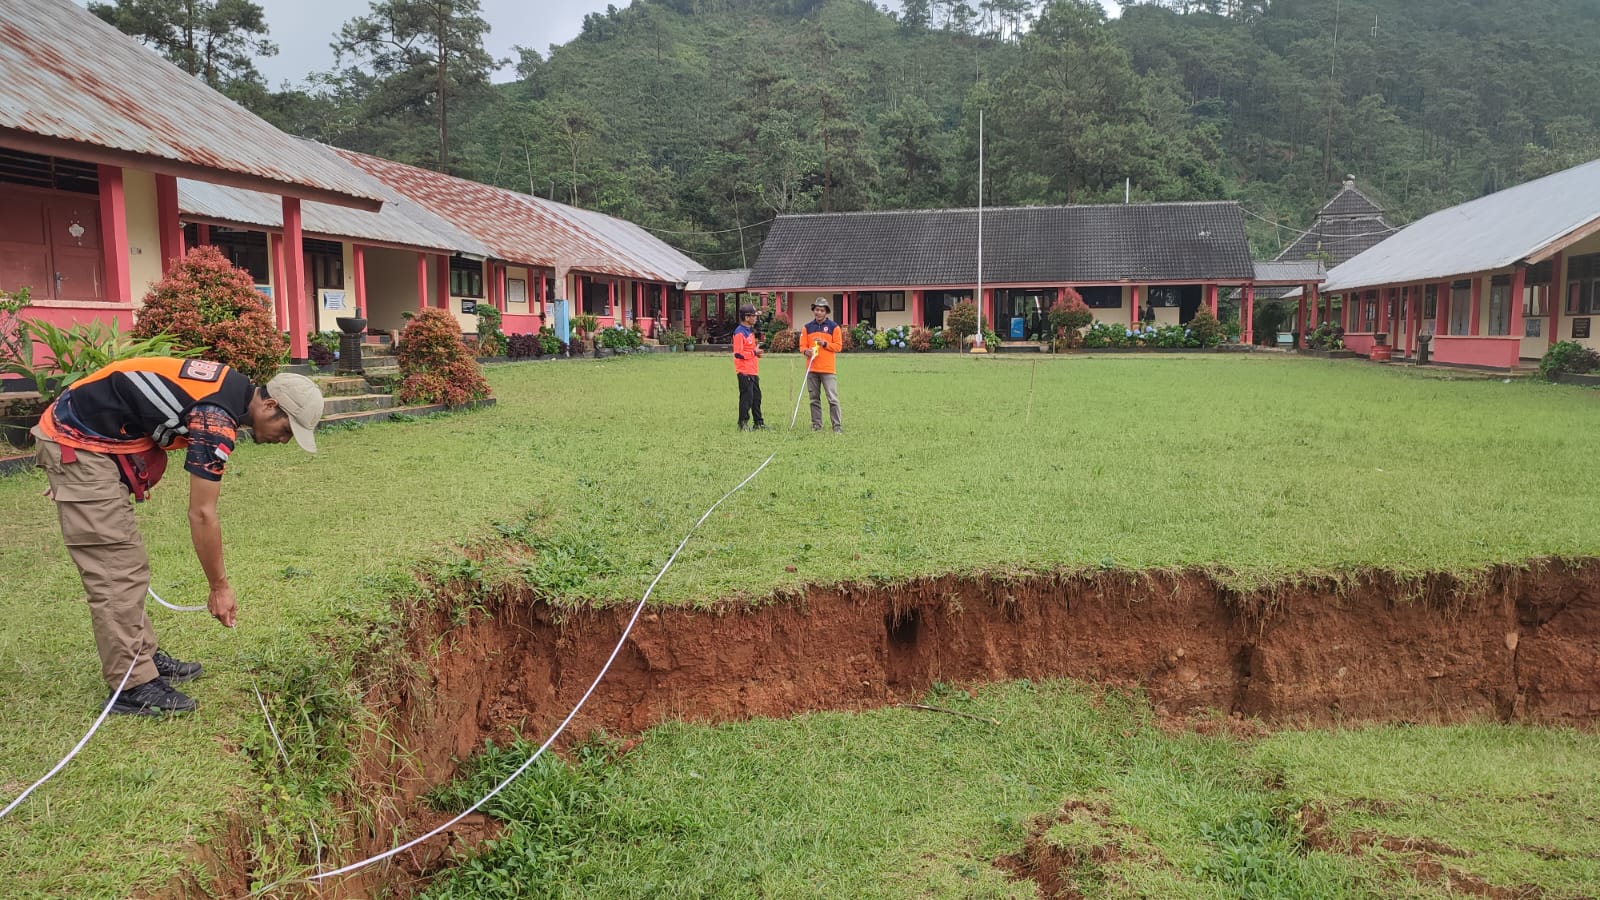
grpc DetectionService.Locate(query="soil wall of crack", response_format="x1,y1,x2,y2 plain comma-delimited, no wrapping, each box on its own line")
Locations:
202,562,1600,897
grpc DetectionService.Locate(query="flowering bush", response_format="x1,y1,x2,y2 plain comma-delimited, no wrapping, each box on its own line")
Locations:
839,328,856,352
134,245,287,382
1539,340,1600,381
397,307,491,406
881,325,911,349
1083,320,1208,349
1047,289,1093,340
849,323,875,349
908,326,933,352
537,325,563,356
947,300,978,345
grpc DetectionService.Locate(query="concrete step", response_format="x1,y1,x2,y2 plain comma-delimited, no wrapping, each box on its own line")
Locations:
362,366,400,379
998,341,1045,352
321,393,396,416
317,397,496,430
312,376,371,397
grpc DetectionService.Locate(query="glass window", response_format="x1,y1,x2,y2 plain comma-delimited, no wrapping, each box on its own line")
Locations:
1487,276,1511,336
1423,284,1438,320
449,258,484,298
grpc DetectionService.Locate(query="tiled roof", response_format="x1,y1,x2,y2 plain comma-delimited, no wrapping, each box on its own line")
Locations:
1319,180,1386,219
179,141,490,256
1274,178,1398,268
0,0,381,208
747,202,1254,289
1326,158,1600,292
335,149,699,282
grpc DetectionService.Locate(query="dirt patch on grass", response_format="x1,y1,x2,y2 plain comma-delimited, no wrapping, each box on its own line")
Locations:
198,560,1600,897
1300,802,1547,899
994,798,1159,898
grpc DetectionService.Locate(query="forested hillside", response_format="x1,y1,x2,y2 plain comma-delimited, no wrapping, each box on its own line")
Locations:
97,0,1600,267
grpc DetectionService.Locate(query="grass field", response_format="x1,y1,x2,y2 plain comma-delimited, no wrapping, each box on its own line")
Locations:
424,682,1600,899
2,352,1599,895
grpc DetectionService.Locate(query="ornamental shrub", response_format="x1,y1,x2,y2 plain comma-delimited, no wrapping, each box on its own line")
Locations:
476,305,505,357
947,300,978,345
767,328,798,353
1539,340,1600,381
908,327,933,352
135,245,287,382
506,333,540,359
839,328,855,352
537,325,563,356
1186,307,1224,347
1047,289,1093,338
397,307,491,406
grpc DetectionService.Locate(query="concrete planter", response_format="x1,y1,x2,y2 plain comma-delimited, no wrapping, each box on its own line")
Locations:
1551,371,1600,387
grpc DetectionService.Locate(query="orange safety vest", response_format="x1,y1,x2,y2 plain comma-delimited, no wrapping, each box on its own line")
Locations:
37,357,253,456
802,320,842,374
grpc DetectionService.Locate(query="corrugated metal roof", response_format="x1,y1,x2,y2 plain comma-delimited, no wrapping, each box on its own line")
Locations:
684,269,751,291
1254,260,1324,283
336,149,700,281
1324,159,1600,292
178,141,491,255
534,199,702,283
0,0,382,208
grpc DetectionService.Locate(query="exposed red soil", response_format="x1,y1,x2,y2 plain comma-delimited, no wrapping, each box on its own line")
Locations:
176,560,1600,897
994,798,1157,898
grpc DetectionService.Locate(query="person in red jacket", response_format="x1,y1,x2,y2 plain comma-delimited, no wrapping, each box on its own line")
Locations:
33,358,323,716
801,298,843,432
732,304,765,430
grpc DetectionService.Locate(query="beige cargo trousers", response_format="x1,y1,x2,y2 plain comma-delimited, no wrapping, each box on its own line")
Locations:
33,429,159,691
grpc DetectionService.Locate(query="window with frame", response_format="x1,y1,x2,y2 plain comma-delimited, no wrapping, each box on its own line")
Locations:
1523,261,1551,317
449,257,484,298
1487,275,1511,336
1449,281,1473,335
1423,284,1438,320
304,239,343,291
1363,292,1377,332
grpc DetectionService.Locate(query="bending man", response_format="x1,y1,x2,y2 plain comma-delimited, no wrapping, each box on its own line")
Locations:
33,358,323,716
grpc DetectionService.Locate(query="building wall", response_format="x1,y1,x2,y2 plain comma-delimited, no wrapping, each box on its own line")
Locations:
122,169,162,305
312,242,357,333
364,246,420,336
1554,231,1600,351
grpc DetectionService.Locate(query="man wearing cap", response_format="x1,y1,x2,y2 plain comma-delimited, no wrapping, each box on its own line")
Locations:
802,298,843,433
732,303,766,430
32,358,324,716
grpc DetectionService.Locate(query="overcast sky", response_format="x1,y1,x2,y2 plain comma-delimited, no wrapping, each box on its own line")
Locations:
75,1,1119,87
228,0,1119,87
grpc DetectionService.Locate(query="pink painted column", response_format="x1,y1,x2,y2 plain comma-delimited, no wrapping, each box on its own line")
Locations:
1243,284,1255,344
681,291,690,331
608,280,617,321
435,254,449,309
353,244,367,318
1296,291,1307,342
269,234,287,328
195,223,211,247
911,290,924,327
1509,266,1527,348
281,197,308,359
1406,285,1419,356
660,284,669,333
155,174,183,274
1434,281,1450,336
1468,276,1482,336
96,165,131,304
1549,252,1564,349
1206,283,1218,316
416,253,428,309
1130,284,1141,326
981,288,994,334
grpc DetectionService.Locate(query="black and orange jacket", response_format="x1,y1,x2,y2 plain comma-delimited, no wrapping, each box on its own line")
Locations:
38,358,254,456
802,319,842,374
732,324,760,376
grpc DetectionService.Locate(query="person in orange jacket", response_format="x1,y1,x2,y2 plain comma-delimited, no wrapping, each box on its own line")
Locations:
801,298,843,432
33,358,323,716
732,303,765,430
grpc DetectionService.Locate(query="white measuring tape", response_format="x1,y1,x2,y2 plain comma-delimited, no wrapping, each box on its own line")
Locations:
0,658,137,821
248,349,822,894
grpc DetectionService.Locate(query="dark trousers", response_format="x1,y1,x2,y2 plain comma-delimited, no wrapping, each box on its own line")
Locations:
737,373,764,428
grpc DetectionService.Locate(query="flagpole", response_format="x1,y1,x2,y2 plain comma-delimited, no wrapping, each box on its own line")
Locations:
973,107,987,354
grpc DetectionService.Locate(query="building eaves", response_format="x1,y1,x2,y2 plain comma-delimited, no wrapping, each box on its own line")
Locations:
178,141,491,256
0,0,382,210
532,199,703,284
684,270,751,292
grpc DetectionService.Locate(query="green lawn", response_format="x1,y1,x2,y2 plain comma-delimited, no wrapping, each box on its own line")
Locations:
2,353,1599,895
423,682,1600,899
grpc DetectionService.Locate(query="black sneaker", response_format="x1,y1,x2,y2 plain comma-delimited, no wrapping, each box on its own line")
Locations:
153,648,202,683
110,677,197,717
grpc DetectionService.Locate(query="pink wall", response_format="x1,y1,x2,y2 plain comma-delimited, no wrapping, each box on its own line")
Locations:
1430,336,1520,369
1342,333,1376,355
502,312,542,334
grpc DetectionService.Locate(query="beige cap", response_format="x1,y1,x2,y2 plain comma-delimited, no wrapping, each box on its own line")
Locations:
265,372,323,452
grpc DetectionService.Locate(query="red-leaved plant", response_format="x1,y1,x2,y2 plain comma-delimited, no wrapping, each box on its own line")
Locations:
134,245,287,382
397,308,492,406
